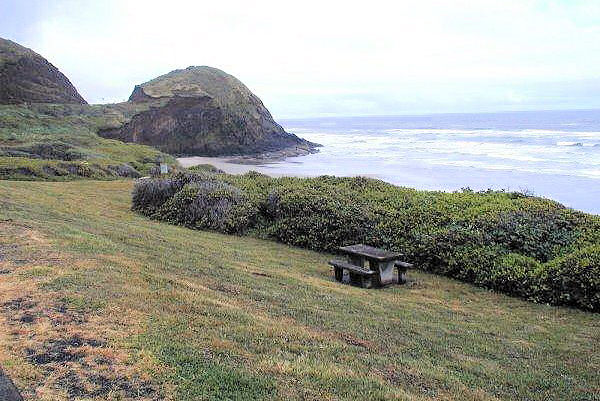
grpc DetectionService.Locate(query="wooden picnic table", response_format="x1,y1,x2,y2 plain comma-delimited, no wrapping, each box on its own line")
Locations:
329,244,409,288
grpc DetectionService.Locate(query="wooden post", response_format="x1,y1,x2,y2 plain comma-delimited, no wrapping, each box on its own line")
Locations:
334,267,343,282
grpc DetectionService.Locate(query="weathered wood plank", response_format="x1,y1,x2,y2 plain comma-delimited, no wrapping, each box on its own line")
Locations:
328,259,375,275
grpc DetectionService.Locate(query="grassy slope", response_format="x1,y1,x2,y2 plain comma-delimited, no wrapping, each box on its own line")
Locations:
0,103,175,180
0,180,599,400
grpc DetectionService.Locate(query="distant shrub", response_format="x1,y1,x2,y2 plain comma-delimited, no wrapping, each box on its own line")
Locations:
187,164,225,174
0,156,143,181
132,173,600,312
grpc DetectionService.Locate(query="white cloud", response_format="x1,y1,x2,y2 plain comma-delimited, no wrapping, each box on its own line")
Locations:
5,0,600,116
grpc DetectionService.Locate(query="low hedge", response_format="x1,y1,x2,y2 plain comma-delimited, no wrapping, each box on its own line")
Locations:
132,171,600,312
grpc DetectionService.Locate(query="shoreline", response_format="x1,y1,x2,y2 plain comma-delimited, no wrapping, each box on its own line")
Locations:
177,146,319,176
177,154,385,182
177,156,286,176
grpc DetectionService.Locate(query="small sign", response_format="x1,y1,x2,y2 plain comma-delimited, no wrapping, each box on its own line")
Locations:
160,163,169,174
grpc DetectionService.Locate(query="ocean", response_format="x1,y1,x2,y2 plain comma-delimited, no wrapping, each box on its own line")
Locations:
267,109,600,214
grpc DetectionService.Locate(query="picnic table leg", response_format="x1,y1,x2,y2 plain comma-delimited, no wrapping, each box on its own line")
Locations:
334,266,343,282
348,272,360,286
368,260,382,287
397,265,407,284
348,272,373,289
376,261,396,286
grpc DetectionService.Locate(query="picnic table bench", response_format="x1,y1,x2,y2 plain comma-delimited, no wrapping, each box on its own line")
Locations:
329,244,412,288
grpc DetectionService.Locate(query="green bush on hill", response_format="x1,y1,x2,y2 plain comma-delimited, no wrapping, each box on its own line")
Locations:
132,171,600,312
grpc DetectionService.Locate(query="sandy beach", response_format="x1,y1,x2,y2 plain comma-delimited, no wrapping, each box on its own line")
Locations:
177,156,303,177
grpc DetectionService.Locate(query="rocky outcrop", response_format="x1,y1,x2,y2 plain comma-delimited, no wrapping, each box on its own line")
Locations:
0,37,86,105
99,66,318,156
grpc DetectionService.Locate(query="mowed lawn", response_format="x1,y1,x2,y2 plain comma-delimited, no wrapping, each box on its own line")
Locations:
0,180,598,400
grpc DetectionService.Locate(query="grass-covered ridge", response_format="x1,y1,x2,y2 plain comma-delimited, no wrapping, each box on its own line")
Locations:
0,103,175,180
133,169,600,312
1,180,599,400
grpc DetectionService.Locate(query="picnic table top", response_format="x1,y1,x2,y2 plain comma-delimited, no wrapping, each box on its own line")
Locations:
339,244,403,262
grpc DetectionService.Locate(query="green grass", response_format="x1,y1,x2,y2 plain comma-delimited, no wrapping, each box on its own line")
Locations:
0,103,175,180
0,180,599,400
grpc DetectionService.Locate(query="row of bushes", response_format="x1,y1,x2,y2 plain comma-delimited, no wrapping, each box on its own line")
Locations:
132,169,600,311
0,156,143,180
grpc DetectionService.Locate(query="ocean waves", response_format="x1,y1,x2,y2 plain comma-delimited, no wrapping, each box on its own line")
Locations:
289,127,600,180
278,112,600,213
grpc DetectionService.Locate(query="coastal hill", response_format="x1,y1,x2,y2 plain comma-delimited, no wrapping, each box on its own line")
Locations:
0,38,86,105
99,66,318,156
0,38,318,180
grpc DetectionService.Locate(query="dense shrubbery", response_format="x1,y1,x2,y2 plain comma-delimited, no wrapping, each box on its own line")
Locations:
132,171,600,311
133,172,255,234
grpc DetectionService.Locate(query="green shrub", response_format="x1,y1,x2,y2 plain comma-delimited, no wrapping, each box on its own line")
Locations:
262,187,376,251
132,171,216,214
539,246,600,311
158,181,255,234
484,253,543,299
478,208,578,262
132,173,600,312
187,164,225,174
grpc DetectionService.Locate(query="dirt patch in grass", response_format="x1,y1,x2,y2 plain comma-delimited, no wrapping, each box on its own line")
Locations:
381,366,444,398
251,271,273,278
208,282,242,296
0,222,166,400
338,333,375,350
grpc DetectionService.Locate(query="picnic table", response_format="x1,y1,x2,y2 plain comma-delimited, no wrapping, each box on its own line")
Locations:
328,244,411,288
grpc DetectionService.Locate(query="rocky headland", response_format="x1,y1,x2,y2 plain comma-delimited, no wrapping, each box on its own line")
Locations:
99,66,319,157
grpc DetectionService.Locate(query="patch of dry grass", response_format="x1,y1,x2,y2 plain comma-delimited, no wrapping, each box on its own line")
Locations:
0,222,171,400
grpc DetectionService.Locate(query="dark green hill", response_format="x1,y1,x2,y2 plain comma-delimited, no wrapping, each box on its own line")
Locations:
0,37,86,105
100,66,318,156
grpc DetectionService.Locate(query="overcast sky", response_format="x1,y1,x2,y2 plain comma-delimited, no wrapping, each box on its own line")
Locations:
2,0,600,118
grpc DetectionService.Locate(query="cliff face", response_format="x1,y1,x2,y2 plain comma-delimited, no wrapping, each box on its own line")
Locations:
99,66,317,156
0,38,86,105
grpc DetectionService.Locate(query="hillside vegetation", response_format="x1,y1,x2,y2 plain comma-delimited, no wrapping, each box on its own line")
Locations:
0,103,175,180
0,37,86,105
133,169,600,312
0,180,598,400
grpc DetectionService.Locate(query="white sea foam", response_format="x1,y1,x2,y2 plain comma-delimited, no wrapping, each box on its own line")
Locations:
297,127,600,180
